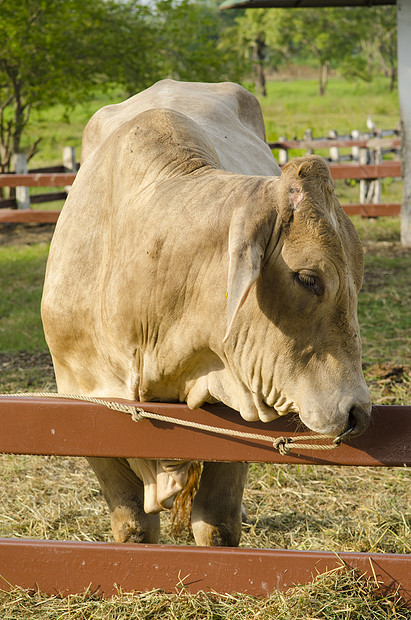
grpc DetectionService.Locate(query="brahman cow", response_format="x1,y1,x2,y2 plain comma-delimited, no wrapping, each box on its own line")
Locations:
41,79,371,546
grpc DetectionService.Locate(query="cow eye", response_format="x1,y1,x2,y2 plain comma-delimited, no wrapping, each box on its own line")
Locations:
295,272,323,296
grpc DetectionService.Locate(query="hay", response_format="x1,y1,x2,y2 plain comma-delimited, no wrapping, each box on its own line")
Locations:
1,569,409,619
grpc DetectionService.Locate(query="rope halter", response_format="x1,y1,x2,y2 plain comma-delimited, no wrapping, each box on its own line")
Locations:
2,392,343,455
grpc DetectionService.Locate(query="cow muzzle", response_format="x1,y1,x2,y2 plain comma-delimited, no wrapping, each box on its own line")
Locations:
298,391,372,439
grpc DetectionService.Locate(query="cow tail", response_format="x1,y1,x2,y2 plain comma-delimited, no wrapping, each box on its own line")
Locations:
170,461,202,540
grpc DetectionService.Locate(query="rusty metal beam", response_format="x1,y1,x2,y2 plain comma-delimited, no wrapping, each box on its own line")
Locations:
0,397,409,466
0,538,410,600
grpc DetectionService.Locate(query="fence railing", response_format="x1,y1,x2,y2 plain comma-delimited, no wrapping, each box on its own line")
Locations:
0,131,403,223
0,394,410,600
0,147,78,221
269,127,402,216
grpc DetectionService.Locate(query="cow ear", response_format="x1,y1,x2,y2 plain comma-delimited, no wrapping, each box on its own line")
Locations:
223,235,264,344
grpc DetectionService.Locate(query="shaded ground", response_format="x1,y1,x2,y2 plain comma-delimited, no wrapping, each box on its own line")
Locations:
0,223,55,247
0,351,56,393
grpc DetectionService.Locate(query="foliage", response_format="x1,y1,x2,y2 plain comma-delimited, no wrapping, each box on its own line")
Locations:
0,0,157,172
150,0,248,86
338,7,397,91
229,5,398,96
0,0,247,174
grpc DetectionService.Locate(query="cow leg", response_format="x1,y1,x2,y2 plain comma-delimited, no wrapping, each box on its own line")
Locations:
87,457,160,543
191,462,248,546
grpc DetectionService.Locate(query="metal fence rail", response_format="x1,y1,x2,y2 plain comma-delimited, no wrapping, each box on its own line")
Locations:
0,396,410,600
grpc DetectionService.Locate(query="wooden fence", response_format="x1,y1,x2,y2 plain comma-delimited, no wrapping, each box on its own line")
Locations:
0,130,403,223
0,395,410,601
269,126,402,217
0,147,77,222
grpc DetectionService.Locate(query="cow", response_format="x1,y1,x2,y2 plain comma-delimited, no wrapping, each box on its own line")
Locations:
41,79,371,547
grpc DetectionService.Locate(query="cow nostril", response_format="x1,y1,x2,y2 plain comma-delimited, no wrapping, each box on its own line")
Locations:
333,407,358,445
347,407,357,433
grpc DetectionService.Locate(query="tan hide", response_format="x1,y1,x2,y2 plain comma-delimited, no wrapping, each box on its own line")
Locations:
42,80,370,516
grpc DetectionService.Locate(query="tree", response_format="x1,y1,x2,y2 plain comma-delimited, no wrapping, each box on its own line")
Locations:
228,9,288,96
353,7,397,91
0,0,249,174
152,0,248,86
0,0,155,173
281,8,357,96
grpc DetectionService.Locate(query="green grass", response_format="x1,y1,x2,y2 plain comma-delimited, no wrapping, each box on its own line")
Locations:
0,244,49,352
360,253,411,366
258,76,399,142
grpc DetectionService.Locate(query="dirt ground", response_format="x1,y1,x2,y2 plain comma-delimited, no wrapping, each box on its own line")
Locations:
0,222,56,247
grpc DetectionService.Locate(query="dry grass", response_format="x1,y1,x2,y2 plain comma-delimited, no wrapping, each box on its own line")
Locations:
0,570,409,619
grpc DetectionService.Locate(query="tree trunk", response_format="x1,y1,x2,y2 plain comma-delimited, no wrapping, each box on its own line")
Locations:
318,60,329,96
389,65,397,92
253,33,267,97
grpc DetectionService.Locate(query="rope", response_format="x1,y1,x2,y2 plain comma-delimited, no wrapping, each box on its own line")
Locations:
2,392,340,456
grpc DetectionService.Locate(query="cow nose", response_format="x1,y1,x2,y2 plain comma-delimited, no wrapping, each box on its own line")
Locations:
335,404,370,444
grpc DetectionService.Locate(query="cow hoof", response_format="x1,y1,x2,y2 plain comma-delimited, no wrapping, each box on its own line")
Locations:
111,506,160,544
192,521,241,547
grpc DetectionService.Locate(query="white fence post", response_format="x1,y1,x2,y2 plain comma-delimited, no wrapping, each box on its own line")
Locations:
351,130,360,161
304,129,313,154
371,148,382,204
359,146,369,204
62,146,76,192
328,129,340,162
13,153,30,209
278,137,288,165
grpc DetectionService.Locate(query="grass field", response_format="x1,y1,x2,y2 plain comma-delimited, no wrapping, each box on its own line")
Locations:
0,76,410,617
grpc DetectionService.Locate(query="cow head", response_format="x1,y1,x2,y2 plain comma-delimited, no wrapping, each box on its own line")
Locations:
221,155,371,438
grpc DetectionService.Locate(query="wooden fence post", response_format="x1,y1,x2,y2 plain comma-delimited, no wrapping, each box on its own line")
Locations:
304,129,313,154
329,129,339,162
371,148,382,204
62,146,76,192
13,154,30,209
359,145,369,204
351,130,360,161
278,137,288,165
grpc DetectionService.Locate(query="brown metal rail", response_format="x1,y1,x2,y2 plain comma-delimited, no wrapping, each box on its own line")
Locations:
1,539,410,600
0,397,410,466
0,396,410,599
